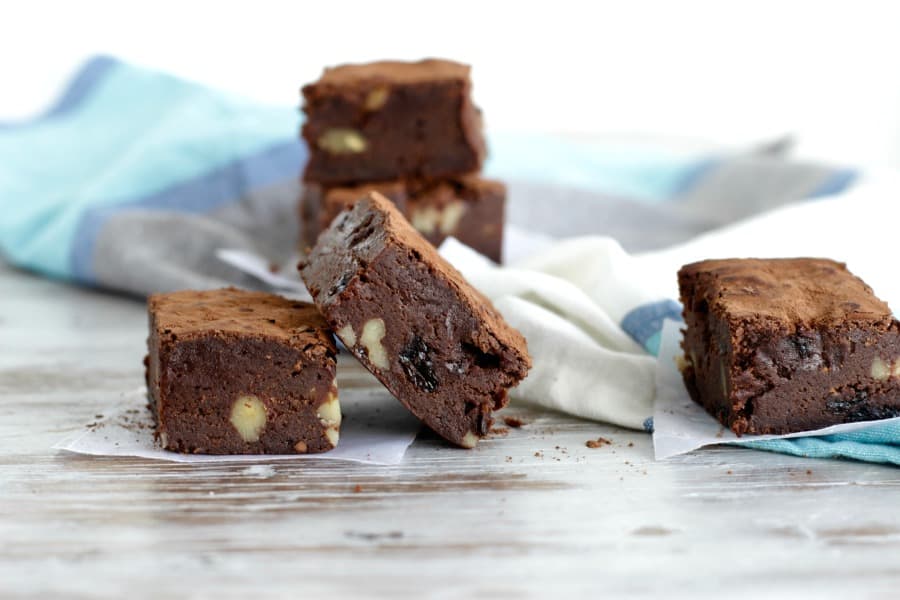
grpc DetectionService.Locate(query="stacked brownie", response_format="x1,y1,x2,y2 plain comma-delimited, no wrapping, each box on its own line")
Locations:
298,59,506,263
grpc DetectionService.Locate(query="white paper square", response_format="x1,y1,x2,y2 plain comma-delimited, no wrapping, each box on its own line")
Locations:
54,385,420,465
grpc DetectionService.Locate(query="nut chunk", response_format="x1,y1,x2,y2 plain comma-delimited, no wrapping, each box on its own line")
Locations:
146,288,339,454
299,192,531,448
301,59,486,184
678,258,900,436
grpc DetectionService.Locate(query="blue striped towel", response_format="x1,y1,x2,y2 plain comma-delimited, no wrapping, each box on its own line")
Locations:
2,55,853,293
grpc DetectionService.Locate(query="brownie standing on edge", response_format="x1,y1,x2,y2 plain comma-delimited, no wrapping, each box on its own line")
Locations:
678,258,900,435
301,59,486,184
299,192,530,448
147,288,340,454
300,176,505,262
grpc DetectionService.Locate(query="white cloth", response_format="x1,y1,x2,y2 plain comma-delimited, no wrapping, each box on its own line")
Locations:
441,238,659,429
440,173,900,431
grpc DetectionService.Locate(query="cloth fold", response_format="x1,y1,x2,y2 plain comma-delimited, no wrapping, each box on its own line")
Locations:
441,238,658,429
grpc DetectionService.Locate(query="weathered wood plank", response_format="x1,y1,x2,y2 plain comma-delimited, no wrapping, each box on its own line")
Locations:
2,261,900,599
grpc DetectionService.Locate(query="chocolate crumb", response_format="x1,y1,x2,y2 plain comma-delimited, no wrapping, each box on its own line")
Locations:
727,470,733,475
268,262,280,273
503,416,526,428
806,469,812,475
490,426,509,437
585,437,612,449
627,442,634,447
353,484,363,493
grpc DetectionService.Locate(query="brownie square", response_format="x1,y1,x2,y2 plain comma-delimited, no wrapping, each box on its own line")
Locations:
301,59,486,184
299,192,530,448
678,258,900,435
146,288,339,454
300,176,505,262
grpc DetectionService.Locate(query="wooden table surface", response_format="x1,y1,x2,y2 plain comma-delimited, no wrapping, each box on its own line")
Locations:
2,260,900,599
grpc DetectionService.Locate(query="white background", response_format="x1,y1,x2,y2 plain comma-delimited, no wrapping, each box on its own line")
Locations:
2,0,899,167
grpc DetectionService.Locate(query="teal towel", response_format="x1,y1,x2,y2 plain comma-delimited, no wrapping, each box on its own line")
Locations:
738,421,900,466
0,56,721,294
0,56,303,292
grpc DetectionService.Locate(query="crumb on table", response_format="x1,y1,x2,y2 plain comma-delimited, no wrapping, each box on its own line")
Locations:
585,437,612,449
503,416,526,428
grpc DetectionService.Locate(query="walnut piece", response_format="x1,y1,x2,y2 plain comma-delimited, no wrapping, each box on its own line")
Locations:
317,381,342,448
439,202,466,234
410,205,440,235
360,318,389,370
318,128,368,154
871,357,891,381
337,323,357,347
410,201,467,236
364,86,390,111
230,395,267,442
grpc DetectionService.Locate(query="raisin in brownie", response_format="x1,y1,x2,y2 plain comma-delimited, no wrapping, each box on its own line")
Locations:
678,258,900,435
300,176,505,262
301,59,485,184
299,192,530,447
147,288,340,454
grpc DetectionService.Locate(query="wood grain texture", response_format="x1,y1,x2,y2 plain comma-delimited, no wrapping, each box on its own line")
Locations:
2,261,900,599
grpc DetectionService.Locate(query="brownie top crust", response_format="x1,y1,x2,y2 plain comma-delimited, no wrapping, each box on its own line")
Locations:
148,288,334,348
679,258,892,328
300,191,529,363
311,59,470,88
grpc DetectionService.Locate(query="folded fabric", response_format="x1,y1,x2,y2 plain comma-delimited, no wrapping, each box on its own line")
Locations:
441,176,900,465
0,56,856,295
439,239,658,429
738,421,900,466
0,56,305,294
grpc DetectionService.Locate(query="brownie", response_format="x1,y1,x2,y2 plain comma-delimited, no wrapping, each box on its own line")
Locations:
146,288,340,454
678,258,900,435
301,59,486,184
300,176,505,262
299,192,530,447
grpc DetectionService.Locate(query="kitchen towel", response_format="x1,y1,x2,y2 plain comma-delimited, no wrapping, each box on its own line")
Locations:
0,55,855,295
